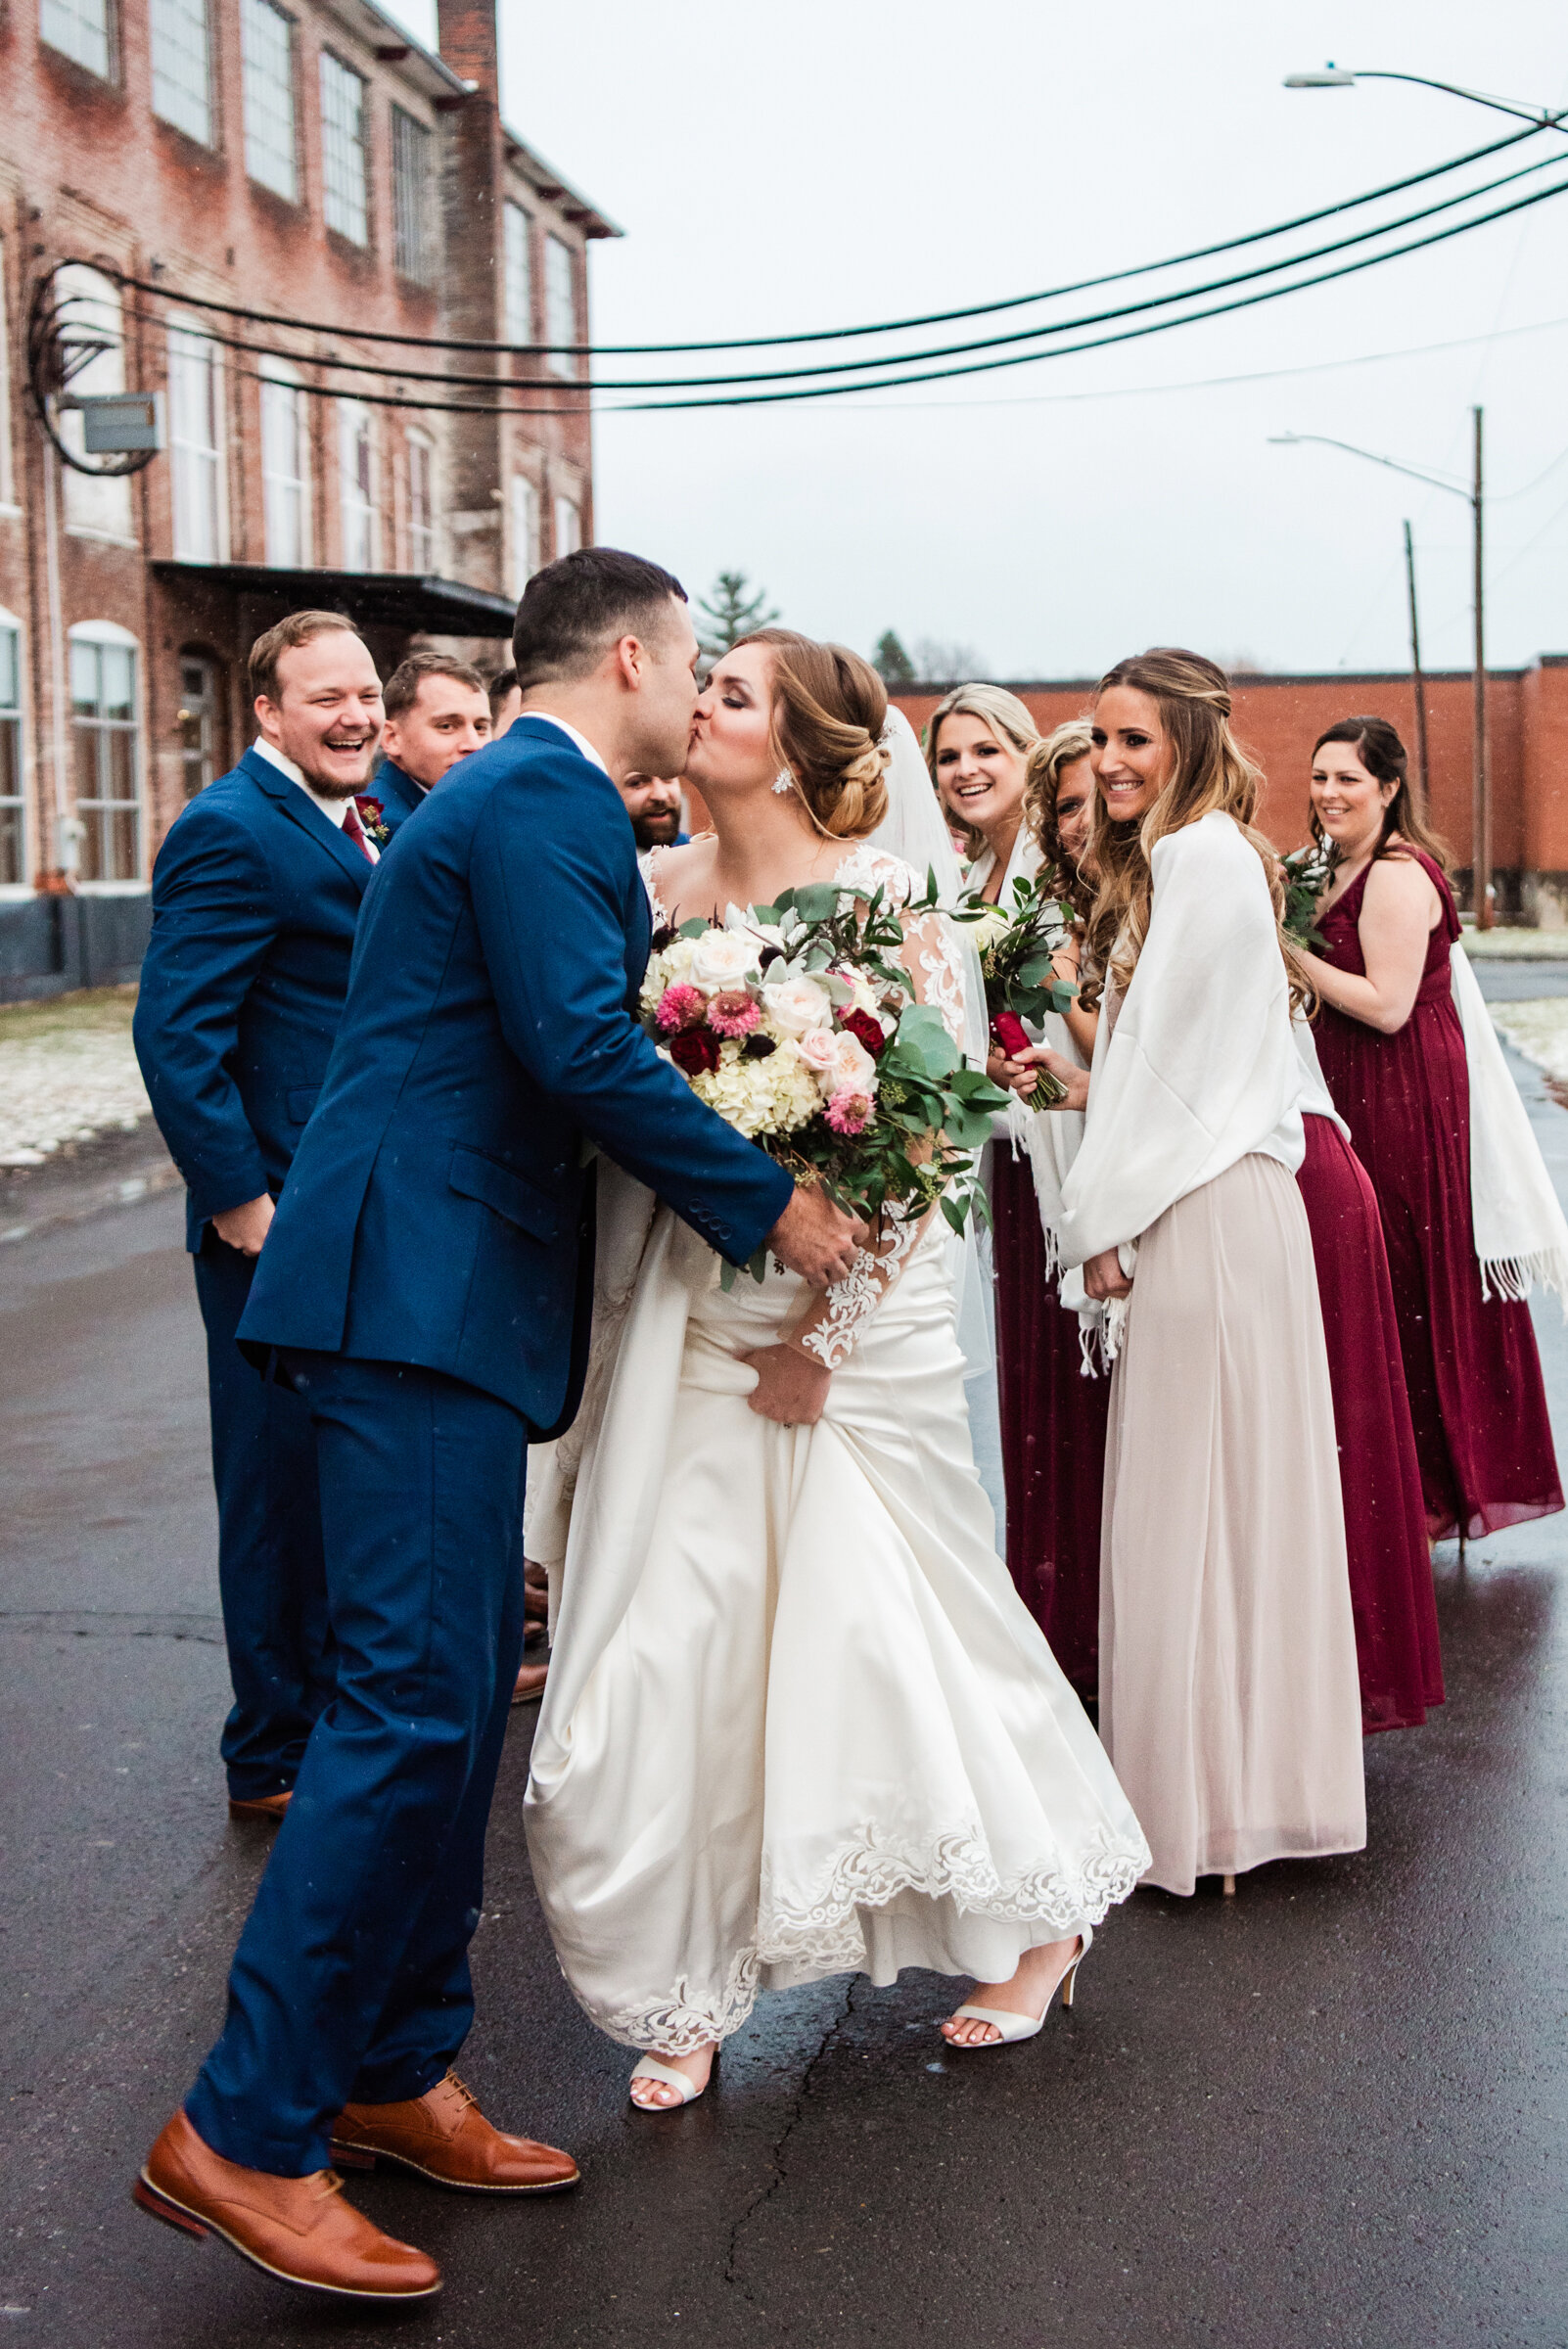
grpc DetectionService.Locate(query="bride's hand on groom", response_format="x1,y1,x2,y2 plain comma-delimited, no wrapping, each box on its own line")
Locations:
766,1186,867,1290
741,1345,833,1426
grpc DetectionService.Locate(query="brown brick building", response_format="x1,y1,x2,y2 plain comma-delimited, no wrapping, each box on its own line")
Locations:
0,0,613,969
896,656,1568,926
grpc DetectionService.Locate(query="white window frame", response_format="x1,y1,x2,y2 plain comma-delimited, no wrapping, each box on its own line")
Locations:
553,492,581,559
392,107,433,284
319,52,369,246
166,319,227,564
260,357,310,567
69,620,144,890
240,0,298,201
150,0,212,143
40,0,114,79
0,606,27,890
509,475,539,597
544,235,577,379
503,202,533,345
405,431,436,573
57,266,135,544
337,399,378,571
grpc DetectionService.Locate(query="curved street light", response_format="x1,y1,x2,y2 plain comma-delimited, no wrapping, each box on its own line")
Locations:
1282,67,1568,135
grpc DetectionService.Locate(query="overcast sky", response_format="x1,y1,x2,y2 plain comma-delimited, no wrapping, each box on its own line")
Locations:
391,0,1568,680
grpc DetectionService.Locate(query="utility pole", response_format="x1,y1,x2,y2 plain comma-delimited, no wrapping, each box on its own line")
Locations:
1472,405,1492,928
1402,518,1430,816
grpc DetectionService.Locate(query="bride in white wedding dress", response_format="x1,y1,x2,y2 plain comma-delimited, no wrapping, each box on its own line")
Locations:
523,631,1149,2109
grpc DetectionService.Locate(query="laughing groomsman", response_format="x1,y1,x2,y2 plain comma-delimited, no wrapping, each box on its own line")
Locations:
133,612,384,1820
365,651,493,835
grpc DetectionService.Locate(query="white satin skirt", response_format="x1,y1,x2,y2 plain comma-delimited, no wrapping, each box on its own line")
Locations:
523,1209,1150,2055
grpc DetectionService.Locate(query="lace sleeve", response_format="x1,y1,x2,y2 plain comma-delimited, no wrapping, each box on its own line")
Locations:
782,888,962,1371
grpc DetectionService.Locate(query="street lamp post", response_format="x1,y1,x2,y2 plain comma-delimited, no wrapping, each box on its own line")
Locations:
1282,66,1568,136
1403,519,1431,815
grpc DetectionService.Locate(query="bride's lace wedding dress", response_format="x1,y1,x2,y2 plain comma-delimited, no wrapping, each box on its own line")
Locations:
522,847,1149,2054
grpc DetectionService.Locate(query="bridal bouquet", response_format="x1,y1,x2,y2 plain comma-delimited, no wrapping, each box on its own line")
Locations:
1280,841,1334,950
642,877,1008,1278
954,874,1077,1112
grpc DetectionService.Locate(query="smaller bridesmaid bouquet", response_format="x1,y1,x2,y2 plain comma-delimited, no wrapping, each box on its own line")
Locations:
1279,841,1334,949
954,876,1077,1112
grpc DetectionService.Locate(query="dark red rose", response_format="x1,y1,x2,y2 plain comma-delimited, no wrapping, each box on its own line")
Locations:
650,923,677,951
840,1009,888,1058
355,796,384,818
669,1025,721,1076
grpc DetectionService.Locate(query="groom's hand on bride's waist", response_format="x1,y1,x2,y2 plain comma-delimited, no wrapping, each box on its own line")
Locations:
765,1187,867,1290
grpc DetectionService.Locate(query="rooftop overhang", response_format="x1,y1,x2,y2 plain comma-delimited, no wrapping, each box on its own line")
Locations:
152,563,516,639
502,129,623,240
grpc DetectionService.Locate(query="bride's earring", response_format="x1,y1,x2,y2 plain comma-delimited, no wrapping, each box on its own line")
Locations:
771,768,795,796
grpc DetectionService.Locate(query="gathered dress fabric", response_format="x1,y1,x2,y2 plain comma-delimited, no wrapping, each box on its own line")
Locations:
1056,813,1365,1898
1314,852,1562,1541
1295,1108,1444,1730
522,849,1150,2054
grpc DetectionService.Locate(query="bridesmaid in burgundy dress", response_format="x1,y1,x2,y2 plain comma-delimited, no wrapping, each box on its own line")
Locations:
1298,715,1562,1544
925,688,1105,1698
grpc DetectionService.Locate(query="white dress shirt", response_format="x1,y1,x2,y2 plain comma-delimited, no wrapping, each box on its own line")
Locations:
521,712,611,776
253,737,378,859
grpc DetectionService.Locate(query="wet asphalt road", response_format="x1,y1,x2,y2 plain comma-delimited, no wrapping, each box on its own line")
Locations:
4,994,1568,2347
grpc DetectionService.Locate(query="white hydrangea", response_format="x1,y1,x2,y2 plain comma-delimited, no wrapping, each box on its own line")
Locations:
687,1034,823,1138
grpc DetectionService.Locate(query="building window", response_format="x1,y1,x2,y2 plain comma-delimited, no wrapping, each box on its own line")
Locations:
320,54,368,245
40,0,113,78
70,627,141,883
553,493,580,558
167,323,225,563
150,0,211,143
392,108,433,283
0,617,23,886
177,653,220,799
338,400,377,570
509,476,538,597
503,202,533,345
57,266,134,541
545,235,577,378
260,361,309,566
406,432,436,572
241,0,297,200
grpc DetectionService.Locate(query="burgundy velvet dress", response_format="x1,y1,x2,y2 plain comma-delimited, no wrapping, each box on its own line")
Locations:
1314,852,1563,1541
1296,1113,1443,1730
992,1146,1108,1700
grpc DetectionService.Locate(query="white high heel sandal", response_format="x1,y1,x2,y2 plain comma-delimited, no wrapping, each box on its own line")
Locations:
628,2050,715,2110
946,1925,1092,2049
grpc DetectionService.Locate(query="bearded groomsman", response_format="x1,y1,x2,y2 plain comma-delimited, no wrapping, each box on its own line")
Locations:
366,651,493,835
133,612,384,1821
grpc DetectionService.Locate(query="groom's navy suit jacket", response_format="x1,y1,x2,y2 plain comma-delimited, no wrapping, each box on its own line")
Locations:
133,747,375,1253
239,716,794,1437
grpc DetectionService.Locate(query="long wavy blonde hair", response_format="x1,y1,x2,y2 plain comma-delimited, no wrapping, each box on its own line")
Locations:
1082,648,1304,1012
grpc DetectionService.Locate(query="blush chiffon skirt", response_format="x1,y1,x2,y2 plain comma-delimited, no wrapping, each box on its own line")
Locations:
1099,1154,1366,1897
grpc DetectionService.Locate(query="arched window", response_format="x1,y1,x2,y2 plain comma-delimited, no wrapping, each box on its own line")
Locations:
56,266,134,542
69,621,142,883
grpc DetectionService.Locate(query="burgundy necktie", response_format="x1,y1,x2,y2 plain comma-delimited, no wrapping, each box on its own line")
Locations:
341,799,377,865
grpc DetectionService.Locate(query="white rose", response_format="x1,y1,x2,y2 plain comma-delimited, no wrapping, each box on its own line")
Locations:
689,930,762,994
796,1029,841,1084
762,975,834,1036
828,1032,878,1096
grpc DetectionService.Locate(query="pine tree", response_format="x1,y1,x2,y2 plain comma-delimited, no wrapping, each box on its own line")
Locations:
872,630,916,687
697,571,780,659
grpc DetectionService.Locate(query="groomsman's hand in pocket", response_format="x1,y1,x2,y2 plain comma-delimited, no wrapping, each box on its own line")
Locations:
766,1185,867,1289
741,1345,833,1426
211,1194,276,1257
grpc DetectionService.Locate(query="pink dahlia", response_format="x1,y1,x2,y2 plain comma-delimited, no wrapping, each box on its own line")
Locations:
655,983,706,1033
825,1088,874,1136
707,990,761,1039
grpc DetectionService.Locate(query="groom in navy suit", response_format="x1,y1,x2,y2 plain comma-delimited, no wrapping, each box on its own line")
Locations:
133,613,385,1819
135,550,865,2301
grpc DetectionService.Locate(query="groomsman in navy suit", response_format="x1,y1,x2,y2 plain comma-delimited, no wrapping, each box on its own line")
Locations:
132,613,385,1821
364,650,493,836
135,550,865,2302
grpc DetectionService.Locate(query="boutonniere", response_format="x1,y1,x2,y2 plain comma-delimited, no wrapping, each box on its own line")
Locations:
355,795,392,850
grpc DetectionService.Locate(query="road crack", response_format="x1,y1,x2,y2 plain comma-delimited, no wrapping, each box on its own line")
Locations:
723,1978,856,2307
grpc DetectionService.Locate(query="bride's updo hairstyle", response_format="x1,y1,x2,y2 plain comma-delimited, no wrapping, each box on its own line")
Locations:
737,628,891,840
1083,648,1302,1012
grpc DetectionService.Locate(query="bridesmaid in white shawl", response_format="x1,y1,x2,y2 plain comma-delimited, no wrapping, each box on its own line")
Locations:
1030,649,1365,1898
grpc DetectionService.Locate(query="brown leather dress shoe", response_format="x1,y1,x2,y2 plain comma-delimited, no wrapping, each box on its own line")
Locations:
228,1790,291,1822
331,2070,579,2194
134,2107,440,2301
511,1660,548,1706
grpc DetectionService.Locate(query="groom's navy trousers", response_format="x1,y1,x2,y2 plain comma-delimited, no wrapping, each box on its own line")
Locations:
202,719,793,2172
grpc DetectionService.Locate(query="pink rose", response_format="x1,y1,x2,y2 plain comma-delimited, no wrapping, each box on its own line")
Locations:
797,1029,841,1082
655,983,706,1033
825,1089,874,1136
